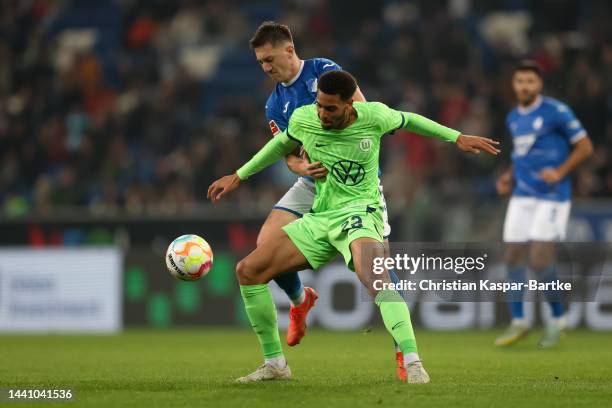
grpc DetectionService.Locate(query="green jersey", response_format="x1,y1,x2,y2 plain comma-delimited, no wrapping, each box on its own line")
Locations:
237,101,460,214
287,102,403,212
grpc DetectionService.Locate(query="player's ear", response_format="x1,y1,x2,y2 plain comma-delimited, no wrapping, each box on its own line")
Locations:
285,43,295,56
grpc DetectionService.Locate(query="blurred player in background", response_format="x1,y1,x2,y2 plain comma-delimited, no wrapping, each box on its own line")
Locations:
249,21,408,380
208,70,500,383
495,60,593,348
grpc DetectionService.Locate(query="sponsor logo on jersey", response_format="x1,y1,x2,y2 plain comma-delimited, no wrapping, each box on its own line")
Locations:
283,101,290,113
269,120,281,135
332,160,365,186
513,133,536,157
533,116,543,130
308,78,318,94
359,139,372,152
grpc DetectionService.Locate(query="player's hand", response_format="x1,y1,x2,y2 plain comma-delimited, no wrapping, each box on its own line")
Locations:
539,167,563,184
456,134,500,155
295,150,328,179
495,172,513,196
207,173,241,203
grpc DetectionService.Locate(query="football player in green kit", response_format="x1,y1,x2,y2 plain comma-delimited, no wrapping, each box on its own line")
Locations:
208,70,500,384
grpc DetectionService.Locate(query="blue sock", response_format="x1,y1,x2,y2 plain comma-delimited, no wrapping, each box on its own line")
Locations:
507,266,526,319
273,273,304,304
388,267,403,351
537,266,565,318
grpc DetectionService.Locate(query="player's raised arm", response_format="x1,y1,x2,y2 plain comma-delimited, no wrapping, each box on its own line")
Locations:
373,102,499,155
207,132,299,203
402,111,501,156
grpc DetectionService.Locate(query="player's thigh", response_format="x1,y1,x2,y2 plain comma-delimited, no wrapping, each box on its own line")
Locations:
257,209,299,246
503,196,537,243
528,200,571,242
350,237,387,297
237,231,310,285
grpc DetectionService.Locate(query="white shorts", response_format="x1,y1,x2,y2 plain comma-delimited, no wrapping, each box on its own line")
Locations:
274,177,392,238
502,196,571,242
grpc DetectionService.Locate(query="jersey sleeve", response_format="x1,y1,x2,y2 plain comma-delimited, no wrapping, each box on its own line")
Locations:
265,94,288,136
555,103,586,144
236,131,299,180
370,102,405,134
314,58,342,76
373,101,460,142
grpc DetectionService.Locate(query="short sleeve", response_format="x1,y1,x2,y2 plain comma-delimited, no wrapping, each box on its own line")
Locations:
315,58,342,75
555,103,586,144
265,95,287,136
371,102,405,135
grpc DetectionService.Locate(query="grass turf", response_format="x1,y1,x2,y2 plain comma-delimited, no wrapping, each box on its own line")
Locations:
1,329,611,407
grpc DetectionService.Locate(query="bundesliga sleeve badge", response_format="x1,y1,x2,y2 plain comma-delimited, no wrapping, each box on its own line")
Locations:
269,120,281,135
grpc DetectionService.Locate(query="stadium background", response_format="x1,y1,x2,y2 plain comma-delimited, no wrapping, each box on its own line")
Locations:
0,0,611,334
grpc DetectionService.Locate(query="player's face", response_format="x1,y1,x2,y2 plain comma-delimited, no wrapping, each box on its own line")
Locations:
512,70,543,106
254,42,295,83
316,91,352,130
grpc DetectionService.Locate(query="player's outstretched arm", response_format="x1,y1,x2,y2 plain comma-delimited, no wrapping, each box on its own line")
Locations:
207,173,241,203
399,111,500,155
207,132,298,203
456,134,501,155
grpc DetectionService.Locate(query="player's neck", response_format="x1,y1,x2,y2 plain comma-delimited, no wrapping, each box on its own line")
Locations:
337,108,358,129
281,59,304,87
517,94,542,114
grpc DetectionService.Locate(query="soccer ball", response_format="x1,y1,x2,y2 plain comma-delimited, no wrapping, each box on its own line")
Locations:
166,234,213,281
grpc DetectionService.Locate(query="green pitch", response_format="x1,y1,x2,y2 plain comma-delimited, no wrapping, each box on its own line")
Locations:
1,329,611,407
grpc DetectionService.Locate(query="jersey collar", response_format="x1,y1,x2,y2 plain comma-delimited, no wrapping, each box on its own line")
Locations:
517,95,543,115
281,60,304,87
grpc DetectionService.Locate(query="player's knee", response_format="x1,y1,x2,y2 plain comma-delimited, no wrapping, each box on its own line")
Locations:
504,246,526,267
236,257,267,285
236,258,255,285
528,257,551,273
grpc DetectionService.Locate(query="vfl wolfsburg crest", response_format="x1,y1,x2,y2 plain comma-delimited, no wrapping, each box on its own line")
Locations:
332,160,365,186
359,139,372,151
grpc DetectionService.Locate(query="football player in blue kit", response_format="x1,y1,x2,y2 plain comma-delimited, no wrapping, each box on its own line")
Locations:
249,21,408,380
495,60,593,348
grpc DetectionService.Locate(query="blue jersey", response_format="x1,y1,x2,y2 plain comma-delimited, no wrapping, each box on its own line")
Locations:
265,58,341,136
506,96,586,201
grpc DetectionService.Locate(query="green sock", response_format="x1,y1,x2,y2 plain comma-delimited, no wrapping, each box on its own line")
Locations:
375,290,418,354
240,284,283,359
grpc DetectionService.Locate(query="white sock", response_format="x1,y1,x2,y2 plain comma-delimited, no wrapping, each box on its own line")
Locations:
265,356,287,369
403,352,420,365
290,290,306,307
511,317,528,327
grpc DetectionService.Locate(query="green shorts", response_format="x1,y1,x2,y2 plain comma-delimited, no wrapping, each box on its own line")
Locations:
283,205,384,271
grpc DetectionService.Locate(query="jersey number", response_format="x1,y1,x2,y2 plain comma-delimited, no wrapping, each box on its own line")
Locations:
341,216,363,232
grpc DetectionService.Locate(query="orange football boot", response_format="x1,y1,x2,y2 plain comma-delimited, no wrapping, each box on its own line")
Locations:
396,351,407,381
287,287,318,346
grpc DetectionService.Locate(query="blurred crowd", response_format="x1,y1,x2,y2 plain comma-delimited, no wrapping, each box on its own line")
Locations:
0,0,611,218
